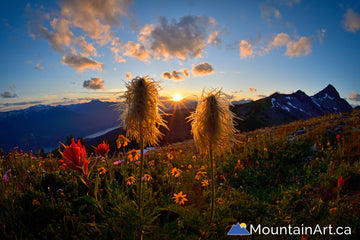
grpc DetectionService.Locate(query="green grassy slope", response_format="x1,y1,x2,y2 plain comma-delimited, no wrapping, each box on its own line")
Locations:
1,109,359,239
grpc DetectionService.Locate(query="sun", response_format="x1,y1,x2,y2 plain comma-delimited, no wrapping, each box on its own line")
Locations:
172,94,183,102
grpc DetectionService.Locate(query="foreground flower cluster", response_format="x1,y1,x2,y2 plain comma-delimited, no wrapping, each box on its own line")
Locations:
0,109,359,239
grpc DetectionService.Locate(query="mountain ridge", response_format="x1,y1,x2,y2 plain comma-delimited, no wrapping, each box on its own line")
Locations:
232,84,353,131
0,85,354,152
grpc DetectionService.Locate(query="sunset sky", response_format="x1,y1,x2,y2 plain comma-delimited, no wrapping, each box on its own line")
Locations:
1,0,360,111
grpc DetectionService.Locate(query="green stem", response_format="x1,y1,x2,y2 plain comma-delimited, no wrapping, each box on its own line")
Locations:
209,143,215,226
139,138,144,213
138,126,144,240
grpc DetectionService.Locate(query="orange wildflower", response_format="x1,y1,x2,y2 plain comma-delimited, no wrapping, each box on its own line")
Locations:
171,167,182,178
117,135,130,148
201,180,210,187
128,149,140,162
126,176,136,185
173,191,188,205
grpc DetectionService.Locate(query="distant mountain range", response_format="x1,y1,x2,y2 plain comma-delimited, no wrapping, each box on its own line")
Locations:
231,84,353,131
0,84,353,152
0,100,119,152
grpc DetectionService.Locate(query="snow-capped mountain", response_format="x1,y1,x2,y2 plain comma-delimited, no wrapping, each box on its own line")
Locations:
232,84,353,131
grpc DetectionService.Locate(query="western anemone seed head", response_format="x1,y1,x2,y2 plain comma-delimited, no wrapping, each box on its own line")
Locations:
118,76,167,146
188,88,237,154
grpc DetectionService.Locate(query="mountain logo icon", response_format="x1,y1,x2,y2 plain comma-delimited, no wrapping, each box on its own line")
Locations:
227,222,251,235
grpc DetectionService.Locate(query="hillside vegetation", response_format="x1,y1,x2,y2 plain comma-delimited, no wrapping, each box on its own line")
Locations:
1,109,359,239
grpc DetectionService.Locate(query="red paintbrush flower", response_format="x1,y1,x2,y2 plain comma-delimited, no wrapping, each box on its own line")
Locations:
94,141,110,156
59,139,88,176
337,177,345,188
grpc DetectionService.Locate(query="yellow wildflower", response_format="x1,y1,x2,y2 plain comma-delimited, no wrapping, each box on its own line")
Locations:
167,153,174,160
173,191,188,205
128,149,140,162
201,180,210,187
117,134,130,148
126,176,136,185
142,174,152,182
98,167,107,175
171,167,182,178
195,170,207,180
216,198,224,204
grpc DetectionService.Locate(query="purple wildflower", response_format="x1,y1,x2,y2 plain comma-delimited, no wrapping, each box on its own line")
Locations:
113,160,125,166
3,169,11,182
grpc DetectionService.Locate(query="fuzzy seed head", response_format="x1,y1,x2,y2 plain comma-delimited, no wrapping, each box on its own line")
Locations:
117,76,167,146
188,88,237,154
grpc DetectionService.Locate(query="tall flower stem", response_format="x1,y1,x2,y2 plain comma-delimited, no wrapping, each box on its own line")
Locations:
187,88,238,228
138,126,144,240
209,143,215,226
117,76,167,240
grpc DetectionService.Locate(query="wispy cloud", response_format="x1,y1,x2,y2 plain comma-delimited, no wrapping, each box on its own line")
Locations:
83,77,105,90
268,33,290,49
249,87,258,92
192,62,214,76
1,91,18,98
317,29,326,44
138,15,218,60
0,100,43,107
59,0,132,44
25,0,133,70
349,92,360,101
126,72,132,80
268,33,315,58
110,37,126,63
61,51,103,72
230,90,242,94
207,31,222,45
274,0,301,7
343,9,360,33
123,41,151,62
240,32,316,59
35,62,44,70
162,69,189,81
284,36,313,58
25,4,98,56
261,3,281,23
239,40,254,59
